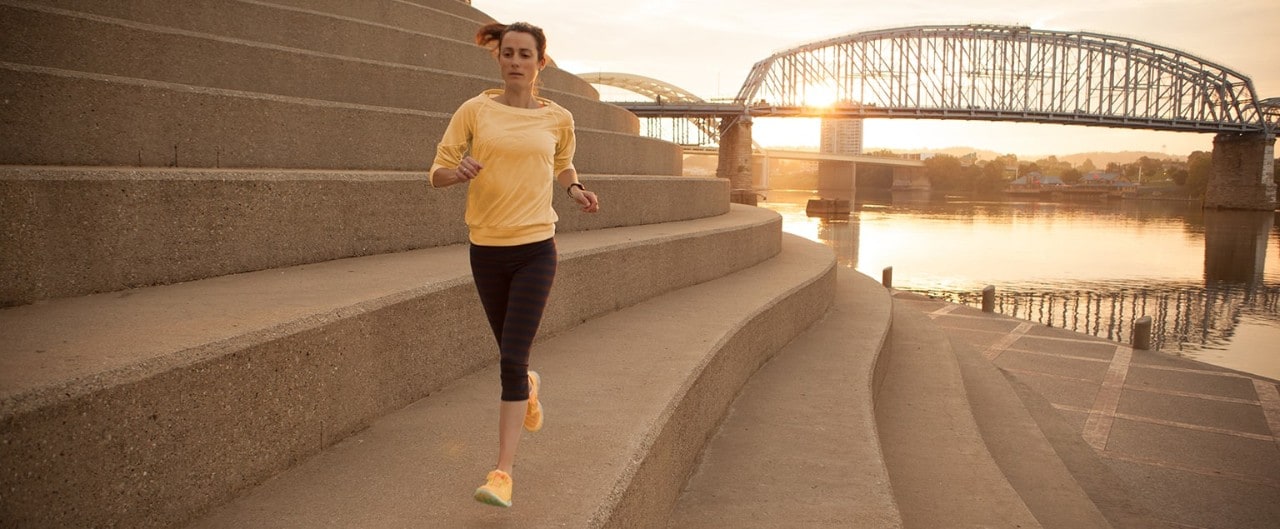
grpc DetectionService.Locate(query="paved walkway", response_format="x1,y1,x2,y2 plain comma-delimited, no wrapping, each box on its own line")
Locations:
892,291,1280,529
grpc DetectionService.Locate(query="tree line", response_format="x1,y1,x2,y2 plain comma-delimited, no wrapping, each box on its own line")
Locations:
916,151,1280,197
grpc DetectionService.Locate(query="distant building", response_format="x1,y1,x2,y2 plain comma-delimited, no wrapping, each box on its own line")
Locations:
1009,172,1065,187
819,118,863,156
1078,171,1132,186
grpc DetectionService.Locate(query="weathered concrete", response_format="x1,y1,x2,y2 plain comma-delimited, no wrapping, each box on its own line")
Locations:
14,0,600,100
817,160,857,194
0,207,787,529
898,294,1280,529
666,269,900,529
876,303,1042,529
0,3,637,134
1205,132,1278,211
0,64,676,173
0,169,724,306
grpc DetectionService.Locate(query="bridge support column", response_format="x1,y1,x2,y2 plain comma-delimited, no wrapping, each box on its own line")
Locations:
717,115,756,205
816,161,856,199
1204,132,1277,211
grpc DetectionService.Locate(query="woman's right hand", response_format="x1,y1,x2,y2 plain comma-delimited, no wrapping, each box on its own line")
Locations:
455,156,483,182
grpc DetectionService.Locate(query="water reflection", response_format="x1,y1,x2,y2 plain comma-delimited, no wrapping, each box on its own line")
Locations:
761,190,1280,380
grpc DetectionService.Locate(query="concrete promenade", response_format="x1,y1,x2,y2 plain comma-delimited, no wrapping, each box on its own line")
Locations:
888,289,1280,529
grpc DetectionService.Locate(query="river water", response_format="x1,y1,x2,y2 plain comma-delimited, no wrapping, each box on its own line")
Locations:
759,189,1280,381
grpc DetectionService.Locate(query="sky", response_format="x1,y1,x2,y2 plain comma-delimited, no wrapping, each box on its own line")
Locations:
471,0,1279,159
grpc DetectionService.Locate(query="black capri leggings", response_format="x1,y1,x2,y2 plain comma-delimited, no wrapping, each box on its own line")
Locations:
469,238,557,402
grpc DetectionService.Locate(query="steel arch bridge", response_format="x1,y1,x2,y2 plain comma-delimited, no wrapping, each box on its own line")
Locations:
581,72,723,146
592,24,1276,147
735,25,1272,133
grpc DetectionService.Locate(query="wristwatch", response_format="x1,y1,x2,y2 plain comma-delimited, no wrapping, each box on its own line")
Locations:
567,183,586,197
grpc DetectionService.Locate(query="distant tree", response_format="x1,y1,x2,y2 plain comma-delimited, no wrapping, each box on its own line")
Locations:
1061,167,1082,184
1033,155,1070,176
1170,168,1189,186
866,148,899,158
1186,151,1213,197
978,159,1008,193
1079,158,1097,173
1138,156,1164,181
1122,163,1140,179
1105,161,1122,174
923,154,965,191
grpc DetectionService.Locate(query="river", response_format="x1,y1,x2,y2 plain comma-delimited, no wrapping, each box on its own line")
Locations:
759,189,1280,381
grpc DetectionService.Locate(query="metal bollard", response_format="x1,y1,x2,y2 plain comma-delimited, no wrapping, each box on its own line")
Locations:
1133,315,1152,350
982,285,995,313
882,266,893,288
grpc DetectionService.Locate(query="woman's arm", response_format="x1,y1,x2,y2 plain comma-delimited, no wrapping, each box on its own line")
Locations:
557,167,599,213
431,156,483,187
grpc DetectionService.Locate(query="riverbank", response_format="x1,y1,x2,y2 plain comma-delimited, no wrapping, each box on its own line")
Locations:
758,191,1280,381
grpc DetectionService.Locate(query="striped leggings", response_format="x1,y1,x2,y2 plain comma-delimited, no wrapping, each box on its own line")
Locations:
469,238,557,402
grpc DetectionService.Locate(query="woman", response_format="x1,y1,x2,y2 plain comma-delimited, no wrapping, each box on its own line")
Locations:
429,21,600,508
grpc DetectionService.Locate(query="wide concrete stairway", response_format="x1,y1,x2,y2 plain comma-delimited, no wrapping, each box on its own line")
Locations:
0,1,1148,528
0,1,839,527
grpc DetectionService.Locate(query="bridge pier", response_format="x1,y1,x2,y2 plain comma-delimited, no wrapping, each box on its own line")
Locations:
716,115,756,205
816,161,857,197
1205,132,1277,211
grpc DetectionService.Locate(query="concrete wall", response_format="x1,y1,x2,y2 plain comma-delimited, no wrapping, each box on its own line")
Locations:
0,207,779,529
1,170,727,306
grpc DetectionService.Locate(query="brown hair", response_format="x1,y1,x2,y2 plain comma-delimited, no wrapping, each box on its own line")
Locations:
475,22,547,62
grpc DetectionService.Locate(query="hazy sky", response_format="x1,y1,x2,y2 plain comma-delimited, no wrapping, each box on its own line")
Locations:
472,0,1279,158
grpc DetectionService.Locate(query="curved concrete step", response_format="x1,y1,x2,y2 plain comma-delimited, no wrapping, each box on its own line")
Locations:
263,0,493,42
0,62,681,173
16,0,602,100
184,234,835,529
875,300,1042,528
0,2,637,133
1,167,724,306
665,268,901,529
0,206,785,528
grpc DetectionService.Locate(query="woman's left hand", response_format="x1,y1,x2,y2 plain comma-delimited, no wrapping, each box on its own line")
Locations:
571,188,600,213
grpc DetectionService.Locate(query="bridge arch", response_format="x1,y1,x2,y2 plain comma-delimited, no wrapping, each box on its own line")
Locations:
735,24,1271,133
580,72,722,144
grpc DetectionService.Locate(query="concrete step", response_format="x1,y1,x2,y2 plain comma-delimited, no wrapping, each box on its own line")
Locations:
0,62,680,172
1,167,725,306
902,296,1218,529
182,234,835,529
16,0,600,100
665,268,901,528
0,2,637,134
254,0,493,42
875,300,1043,528
0,206,788,528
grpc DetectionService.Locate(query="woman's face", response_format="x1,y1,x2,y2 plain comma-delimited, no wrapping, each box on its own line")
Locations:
498,31,544,90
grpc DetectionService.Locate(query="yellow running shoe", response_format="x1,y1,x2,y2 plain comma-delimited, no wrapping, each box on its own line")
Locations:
473,469,513,507
525,371,543,432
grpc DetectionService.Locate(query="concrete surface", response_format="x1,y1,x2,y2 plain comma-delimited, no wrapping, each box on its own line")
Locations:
0,2,638,133
666,268,901,528
1,169,728,306
0,63,680,173
0,207,781,528
895,292,1280,529
876,302,1042,528
182,234,833,529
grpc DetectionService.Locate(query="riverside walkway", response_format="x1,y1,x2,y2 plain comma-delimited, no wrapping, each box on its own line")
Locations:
667,269,1278,529
883,289,1280,528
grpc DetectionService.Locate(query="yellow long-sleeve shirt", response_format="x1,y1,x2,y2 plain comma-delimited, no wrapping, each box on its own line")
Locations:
430,89,577,246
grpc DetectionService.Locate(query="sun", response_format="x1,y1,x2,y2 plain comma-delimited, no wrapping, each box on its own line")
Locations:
801,83,840,108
